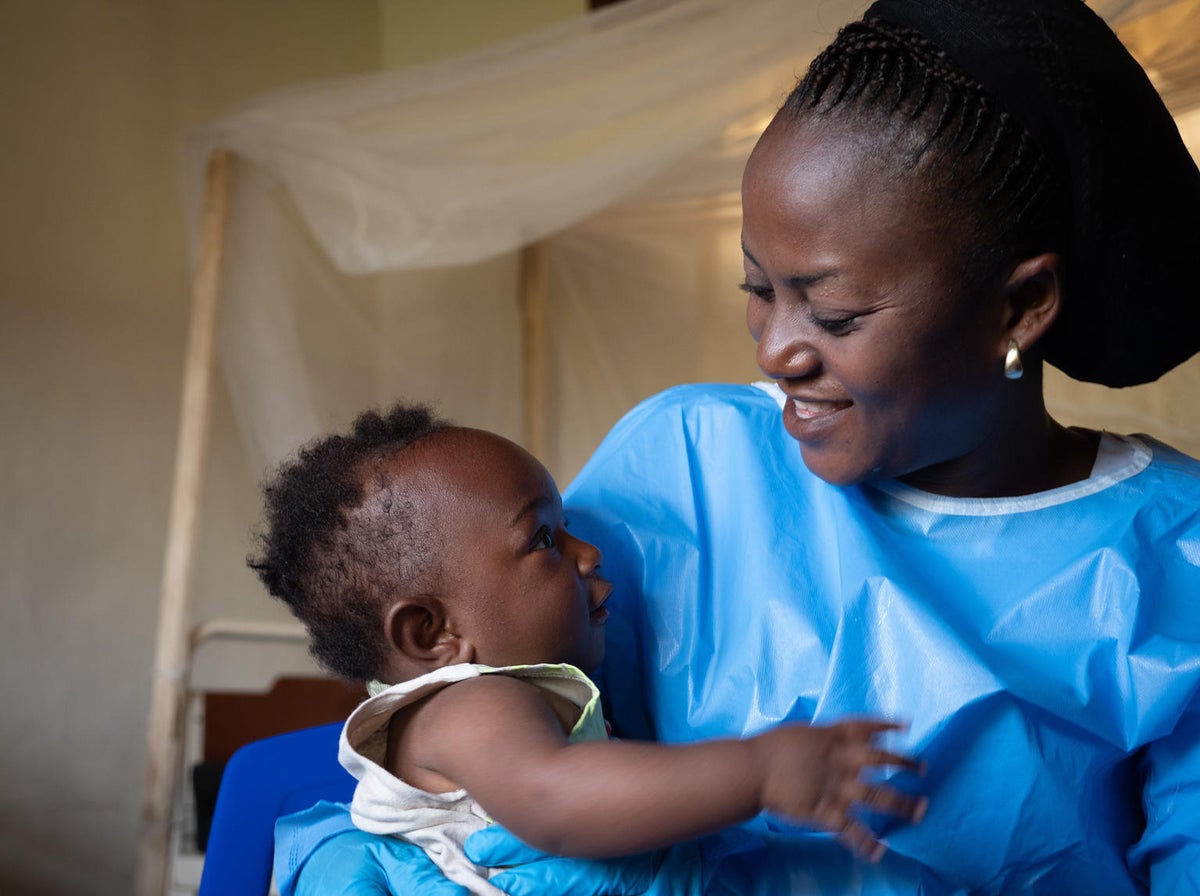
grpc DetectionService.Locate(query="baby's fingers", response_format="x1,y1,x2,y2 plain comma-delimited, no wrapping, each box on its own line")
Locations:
838,720,907,740
836,819,888,863
856,782,928,822
863,746,925,774
833,720,923,771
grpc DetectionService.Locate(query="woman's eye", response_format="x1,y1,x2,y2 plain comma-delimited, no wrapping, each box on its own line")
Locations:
531,526,555,551
738,282,775,303
810,311,859,335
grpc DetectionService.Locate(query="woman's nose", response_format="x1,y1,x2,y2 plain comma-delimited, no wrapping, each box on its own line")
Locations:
748,300,820,381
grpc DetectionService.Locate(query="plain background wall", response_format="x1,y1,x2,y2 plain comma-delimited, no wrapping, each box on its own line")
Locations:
0,2,583,893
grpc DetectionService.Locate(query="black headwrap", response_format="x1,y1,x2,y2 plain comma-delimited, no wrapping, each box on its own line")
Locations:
865,0,1200,386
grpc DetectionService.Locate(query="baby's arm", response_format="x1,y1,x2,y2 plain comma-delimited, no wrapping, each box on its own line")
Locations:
402,674,924,860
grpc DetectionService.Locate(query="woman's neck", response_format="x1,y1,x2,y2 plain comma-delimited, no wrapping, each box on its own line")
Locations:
898,390,1100,499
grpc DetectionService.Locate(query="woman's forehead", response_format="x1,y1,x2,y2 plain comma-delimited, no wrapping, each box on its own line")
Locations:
746,115,933,205
742,120,949,271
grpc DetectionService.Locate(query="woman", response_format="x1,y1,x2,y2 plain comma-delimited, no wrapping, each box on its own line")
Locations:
275,0,1200,892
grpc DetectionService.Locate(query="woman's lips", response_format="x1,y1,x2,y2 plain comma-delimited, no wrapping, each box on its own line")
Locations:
783,396,852,441
791,397,851,418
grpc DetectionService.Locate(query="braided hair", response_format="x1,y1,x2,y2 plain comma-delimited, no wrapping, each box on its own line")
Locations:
781,18,1069,291
249,403,450,681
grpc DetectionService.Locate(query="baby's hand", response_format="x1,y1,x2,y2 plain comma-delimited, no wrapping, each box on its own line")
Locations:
751,720,926,862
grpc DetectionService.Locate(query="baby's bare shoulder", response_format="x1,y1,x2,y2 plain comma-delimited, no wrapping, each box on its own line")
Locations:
418,671,553,729
407,672,572,777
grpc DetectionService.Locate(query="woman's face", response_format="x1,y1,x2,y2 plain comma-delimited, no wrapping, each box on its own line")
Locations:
741,117,1014,490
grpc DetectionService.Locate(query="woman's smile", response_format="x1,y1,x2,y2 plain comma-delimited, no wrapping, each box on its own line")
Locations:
782,394,853,442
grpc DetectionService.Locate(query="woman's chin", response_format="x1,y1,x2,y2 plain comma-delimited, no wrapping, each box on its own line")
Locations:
795,443,878,488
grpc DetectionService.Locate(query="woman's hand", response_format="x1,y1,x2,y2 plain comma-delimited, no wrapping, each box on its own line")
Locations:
466,822,965,896
465,826,704,896
274,801,470,896
295,830,472,895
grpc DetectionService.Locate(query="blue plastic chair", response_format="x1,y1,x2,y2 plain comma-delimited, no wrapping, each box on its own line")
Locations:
198,721,355,896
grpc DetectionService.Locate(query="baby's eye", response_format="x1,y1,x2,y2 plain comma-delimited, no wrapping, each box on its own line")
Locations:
531,526,555,551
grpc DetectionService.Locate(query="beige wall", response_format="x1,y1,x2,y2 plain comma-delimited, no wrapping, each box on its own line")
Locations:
0,2,579,893
382,0,585,66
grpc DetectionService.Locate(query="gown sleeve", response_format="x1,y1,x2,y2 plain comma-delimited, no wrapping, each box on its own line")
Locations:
1127,690,1200,891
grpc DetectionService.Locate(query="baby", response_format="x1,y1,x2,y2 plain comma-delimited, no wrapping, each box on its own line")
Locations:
251,402,926,895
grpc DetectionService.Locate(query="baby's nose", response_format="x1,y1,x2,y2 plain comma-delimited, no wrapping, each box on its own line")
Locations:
568,532,603,576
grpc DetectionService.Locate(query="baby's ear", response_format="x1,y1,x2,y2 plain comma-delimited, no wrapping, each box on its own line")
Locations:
384,597,473,669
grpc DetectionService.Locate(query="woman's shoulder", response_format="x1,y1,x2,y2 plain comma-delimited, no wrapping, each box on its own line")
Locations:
565,382,796,507
571,382,786,478
1109,433,1200,499
1135,434,1200,478
602,381,783,443
1121,434,1200,520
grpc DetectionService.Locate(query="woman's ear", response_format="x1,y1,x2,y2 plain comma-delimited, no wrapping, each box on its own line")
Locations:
384,597,474,669
1001,252,1063,351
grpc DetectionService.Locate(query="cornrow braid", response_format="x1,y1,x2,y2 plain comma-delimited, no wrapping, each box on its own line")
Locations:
249,403,451,681
783,19,1067,281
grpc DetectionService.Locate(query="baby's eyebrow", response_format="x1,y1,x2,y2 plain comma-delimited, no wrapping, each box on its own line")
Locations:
509,495,556,528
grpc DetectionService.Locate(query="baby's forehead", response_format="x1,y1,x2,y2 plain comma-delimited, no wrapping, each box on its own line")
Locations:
383,426,514,474
363,427,539,504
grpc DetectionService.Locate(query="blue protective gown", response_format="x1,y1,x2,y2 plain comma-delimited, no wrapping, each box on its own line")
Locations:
277,382,1200,894
565,383,1200,894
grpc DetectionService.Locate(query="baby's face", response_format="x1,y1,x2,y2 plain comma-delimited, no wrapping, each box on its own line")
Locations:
397,429,612,673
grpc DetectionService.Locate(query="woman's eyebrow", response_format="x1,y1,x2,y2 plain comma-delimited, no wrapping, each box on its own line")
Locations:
785,272,834,288
741,244,833,288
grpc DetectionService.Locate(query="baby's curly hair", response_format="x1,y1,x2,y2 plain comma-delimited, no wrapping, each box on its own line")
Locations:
248,402,451,681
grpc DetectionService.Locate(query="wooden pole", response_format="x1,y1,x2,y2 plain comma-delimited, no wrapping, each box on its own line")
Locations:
519,241,550,459
135,147,234,896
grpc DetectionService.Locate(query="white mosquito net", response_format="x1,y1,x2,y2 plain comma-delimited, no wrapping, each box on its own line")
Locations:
182,0,1200,484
